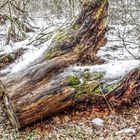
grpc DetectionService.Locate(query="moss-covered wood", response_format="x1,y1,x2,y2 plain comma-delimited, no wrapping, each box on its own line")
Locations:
0,0,109,129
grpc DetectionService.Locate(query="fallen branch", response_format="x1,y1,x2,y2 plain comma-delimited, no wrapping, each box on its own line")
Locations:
0,48,26,70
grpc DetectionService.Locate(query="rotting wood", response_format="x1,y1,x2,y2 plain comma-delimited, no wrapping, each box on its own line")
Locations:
106,68,140,106
0,0,112,129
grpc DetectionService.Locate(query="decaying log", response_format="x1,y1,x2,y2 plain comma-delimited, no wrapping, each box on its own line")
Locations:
106,68,140,105
0,0,110,129
1,66,140,129
0,0,139,129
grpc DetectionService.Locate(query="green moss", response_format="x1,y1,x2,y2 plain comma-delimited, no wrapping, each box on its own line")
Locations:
67,72,103,100
75,81,100,100
94,87,101,94
71,80,100,100
44,48,62,60
94,84,116,95
106,85,114,92
55,34,66,43
106,84,116,92
72,24,81,30
92,72,105,80
83,71,105,81
44,50,53,60
83,71,92,80
67,75,80,86
54,31,74,44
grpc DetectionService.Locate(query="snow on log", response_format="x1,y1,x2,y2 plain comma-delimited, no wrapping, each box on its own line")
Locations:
0,0,139,129
0,0,110,129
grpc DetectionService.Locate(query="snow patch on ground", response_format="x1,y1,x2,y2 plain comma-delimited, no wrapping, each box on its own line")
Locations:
115,128,136,135
91,118,104,127
97,25,140,61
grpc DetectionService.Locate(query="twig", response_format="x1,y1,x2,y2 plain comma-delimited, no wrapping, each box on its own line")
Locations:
10,1,25,13
99,84,115,114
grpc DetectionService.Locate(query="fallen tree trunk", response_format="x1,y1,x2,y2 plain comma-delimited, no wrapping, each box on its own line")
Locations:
1,0,138,129
0,0,108,129
0,66,140,129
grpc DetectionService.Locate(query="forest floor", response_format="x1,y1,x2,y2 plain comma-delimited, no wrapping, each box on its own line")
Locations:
0,98,140,140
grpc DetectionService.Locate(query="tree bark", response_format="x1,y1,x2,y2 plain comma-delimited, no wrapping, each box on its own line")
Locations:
0,0,108,128
0,0,139,129
106,68,140,105
0,0,112,129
